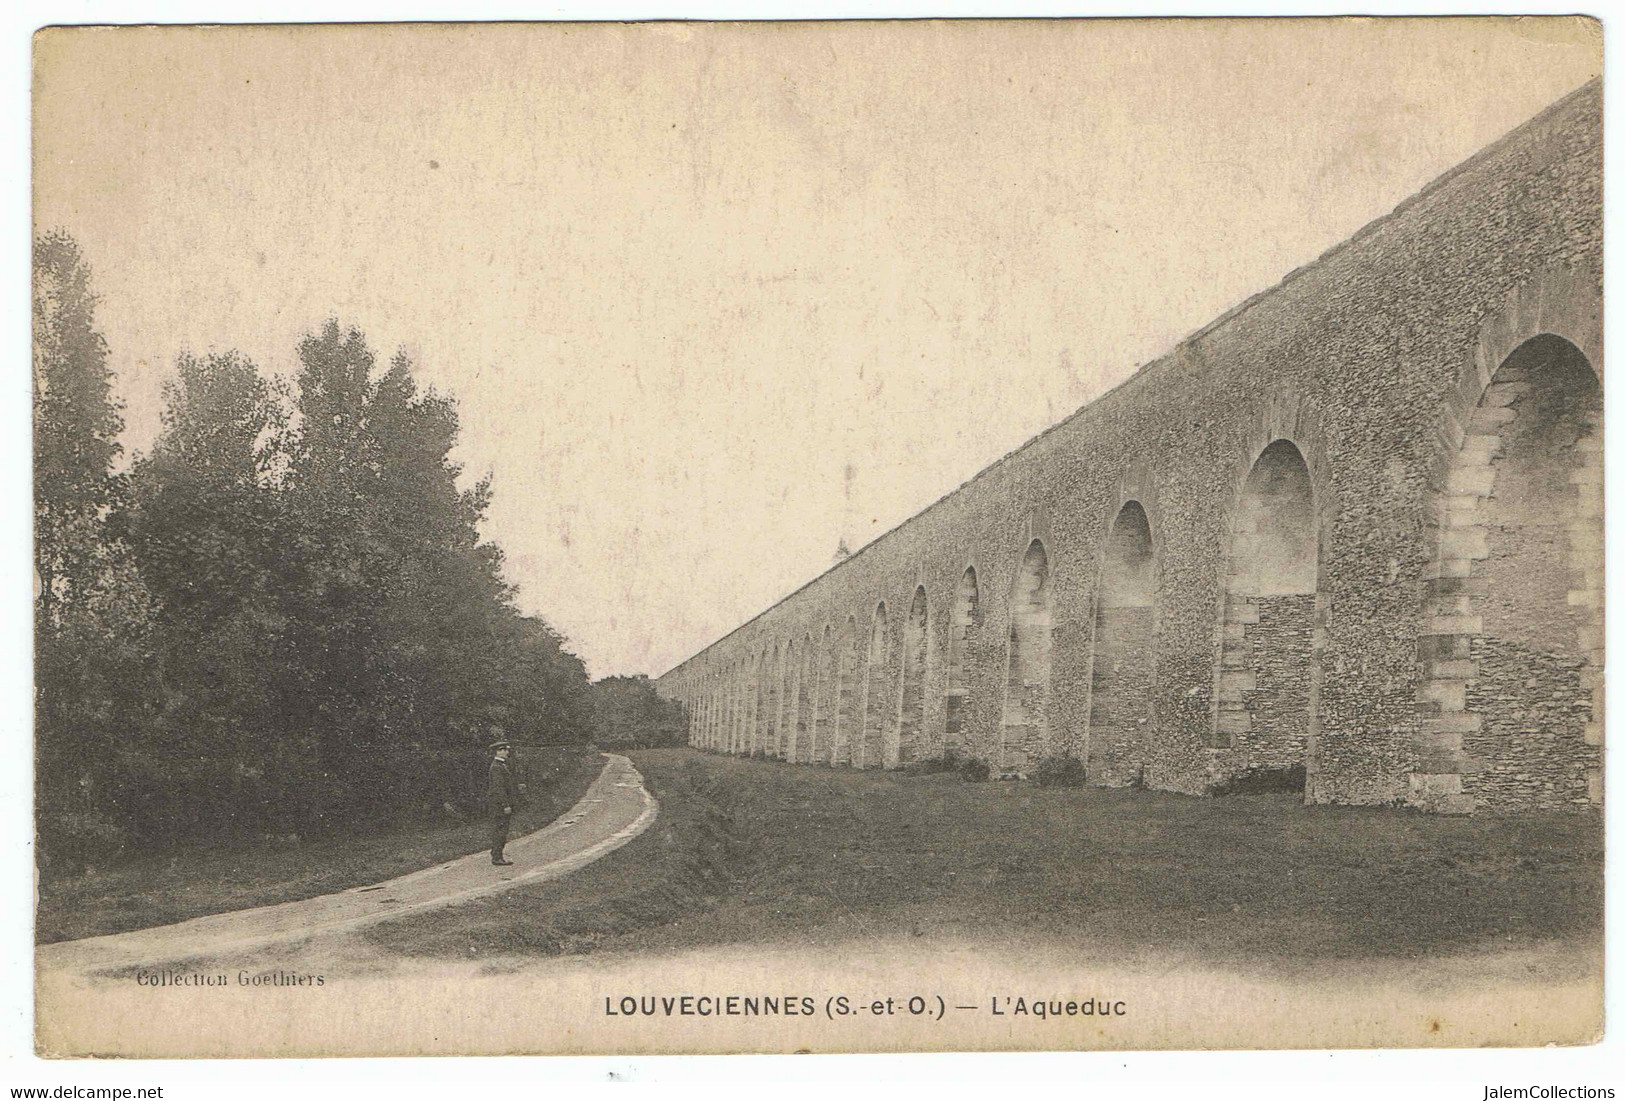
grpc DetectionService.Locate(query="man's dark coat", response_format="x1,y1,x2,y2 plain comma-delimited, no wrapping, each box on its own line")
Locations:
488,757,521,816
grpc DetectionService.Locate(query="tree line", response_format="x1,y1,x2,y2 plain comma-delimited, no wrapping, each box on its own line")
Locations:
34,230,687,873
589,675,690,750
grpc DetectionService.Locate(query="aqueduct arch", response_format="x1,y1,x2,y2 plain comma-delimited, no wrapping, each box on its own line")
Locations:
782,643,799,759
709,675,720,750
1088,500,1157,783
782,639,801,761
1001,540,1053,774
860,603,891,769
945,566,981,755
707,677,717,749
834,617,859,766
734,659,744,753
695,672,708,750
718,665,731,750
1212,438,1323,791
789,643,809,763
756,652,769,755
755,644,774,757
813,626,834,763
893,586,929,768
742,658,753,754
1416,333,1602,812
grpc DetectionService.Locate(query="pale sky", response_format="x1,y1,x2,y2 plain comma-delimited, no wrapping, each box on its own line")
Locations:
32,19,1600,678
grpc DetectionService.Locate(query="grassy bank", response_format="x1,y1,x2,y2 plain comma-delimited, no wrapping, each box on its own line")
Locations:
366,750,749,959
366,748,1603,966
36,744,603,943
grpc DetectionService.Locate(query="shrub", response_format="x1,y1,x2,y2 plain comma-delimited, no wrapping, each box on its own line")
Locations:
1030,754,1088,788
1210,763,1306,796
957,756,991,783
901,748,962,776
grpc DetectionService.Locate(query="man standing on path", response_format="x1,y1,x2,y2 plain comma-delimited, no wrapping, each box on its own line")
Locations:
488,733,522,866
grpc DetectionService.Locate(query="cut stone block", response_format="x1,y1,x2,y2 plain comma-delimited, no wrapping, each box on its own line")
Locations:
1225,603,1260,625
1438,528,1490,560
1418,633,1472,661
1447,466,1497,495
1425,712,1482,734
1417,727,1464,753
1436,558,1475,579
1567,528,1604,553
1416,748,1464,774
1426,594,1474,618
1419,680,1467,712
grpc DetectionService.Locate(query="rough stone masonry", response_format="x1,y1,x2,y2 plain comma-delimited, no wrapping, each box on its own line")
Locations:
658,81,1603,815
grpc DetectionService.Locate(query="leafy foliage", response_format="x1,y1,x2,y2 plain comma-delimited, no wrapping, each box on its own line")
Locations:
35,235,597,872
1209,763,1307,796
589,674,689,748
1029,754,1088,788
957,756,991,783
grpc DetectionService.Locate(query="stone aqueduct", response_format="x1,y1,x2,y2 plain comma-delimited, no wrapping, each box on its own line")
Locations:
656,82,1603,815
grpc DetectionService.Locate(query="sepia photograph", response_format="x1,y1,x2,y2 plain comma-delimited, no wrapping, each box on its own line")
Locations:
28,16,1606,1060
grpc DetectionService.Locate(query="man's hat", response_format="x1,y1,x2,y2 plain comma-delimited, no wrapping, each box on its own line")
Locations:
489,733,511,751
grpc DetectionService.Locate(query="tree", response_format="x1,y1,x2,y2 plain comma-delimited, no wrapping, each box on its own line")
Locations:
127,351,289,629
278,320,385,777
33,231,160,869
589,674,688,748
360,351,511,761
276,323,594,818
35,286,603,862
33,230,124,624
122,351,299,841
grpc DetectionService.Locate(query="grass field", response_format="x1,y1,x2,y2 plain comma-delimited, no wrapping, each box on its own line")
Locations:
366,748,1604,967
36,744,604,944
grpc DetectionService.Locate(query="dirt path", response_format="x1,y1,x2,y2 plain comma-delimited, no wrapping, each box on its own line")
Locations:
33,751,1601,1056
35,753,657,979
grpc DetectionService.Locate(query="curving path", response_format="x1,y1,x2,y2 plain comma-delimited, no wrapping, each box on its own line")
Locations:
37,753,658,978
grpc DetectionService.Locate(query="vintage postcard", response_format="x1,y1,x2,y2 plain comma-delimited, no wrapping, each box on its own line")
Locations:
31,17,1604,1057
